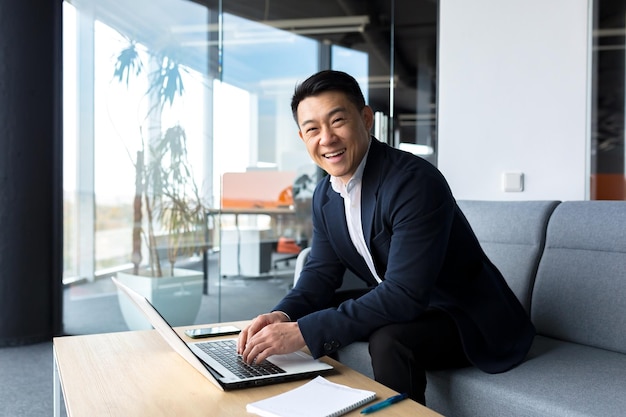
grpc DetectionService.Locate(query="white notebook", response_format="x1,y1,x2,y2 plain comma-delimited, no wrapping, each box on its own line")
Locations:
246,376,376,417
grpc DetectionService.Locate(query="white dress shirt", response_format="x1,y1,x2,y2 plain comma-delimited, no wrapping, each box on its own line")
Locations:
330,141,382,283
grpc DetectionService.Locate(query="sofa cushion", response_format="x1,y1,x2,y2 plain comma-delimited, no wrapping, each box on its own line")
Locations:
531,201,626,353
457,200,559,312
425,336,626,417
334,341,373,379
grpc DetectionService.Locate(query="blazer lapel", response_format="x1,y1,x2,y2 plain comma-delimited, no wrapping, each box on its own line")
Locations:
361,181,377,247
322,186,371,275
361,139,384,247
322,188,353,250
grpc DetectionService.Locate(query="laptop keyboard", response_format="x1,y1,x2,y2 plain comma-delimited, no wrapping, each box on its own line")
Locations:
196,339,286,379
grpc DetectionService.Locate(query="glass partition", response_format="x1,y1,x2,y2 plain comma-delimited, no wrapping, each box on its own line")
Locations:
62,0,437,334
591,1,626,200
63,0,218,333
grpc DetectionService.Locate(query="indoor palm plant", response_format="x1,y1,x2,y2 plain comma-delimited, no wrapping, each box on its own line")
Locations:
112,39,210,329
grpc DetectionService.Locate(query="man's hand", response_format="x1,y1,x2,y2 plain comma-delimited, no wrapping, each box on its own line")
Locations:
237,312,288,353
237,312,305,364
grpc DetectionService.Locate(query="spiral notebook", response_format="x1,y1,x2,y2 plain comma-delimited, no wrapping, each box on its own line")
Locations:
246,376,376,417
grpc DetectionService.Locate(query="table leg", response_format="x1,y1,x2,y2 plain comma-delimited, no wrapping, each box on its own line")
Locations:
53,346,61,417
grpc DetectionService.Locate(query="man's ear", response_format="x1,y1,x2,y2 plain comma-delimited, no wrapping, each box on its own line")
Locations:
298,130,304,141
362,106,374,131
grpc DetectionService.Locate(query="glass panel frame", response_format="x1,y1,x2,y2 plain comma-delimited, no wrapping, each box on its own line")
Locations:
591,1,626,200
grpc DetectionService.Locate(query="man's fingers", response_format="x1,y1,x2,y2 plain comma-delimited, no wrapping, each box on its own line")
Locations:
237,314,273,354
239,315,300,362
236,328,249,354
242,339,272,364
242,326,279,364
252,345,273,364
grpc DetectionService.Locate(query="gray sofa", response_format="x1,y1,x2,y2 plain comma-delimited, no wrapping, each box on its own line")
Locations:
293,200,626,416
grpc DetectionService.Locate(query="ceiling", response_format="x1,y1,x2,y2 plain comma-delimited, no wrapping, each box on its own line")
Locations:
85,0,438,120
197,0,440,117
78,0,626,145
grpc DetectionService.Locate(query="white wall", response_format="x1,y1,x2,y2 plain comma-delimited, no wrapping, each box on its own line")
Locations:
437,0,591,200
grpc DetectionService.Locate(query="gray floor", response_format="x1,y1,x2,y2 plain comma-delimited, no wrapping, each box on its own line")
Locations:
0,341,61,417
0,252,296,417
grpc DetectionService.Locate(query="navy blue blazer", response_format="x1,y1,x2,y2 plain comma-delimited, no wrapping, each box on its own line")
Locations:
274,139,535,373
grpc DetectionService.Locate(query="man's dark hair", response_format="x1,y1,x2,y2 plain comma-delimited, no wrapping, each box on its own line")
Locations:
290,70,366,123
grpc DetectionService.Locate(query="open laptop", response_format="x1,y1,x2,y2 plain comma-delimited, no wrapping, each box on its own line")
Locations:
111,277,333,390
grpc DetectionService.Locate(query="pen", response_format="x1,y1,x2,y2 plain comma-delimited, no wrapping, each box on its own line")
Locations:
360,393,408,414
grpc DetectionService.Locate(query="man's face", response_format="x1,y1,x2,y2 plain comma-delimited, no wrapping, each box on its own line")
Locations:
296,91,374,184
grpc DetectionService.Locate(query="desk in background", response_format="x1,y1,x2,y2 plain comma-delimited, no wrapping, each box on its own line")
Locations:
210,207,295,277
218,171,299,278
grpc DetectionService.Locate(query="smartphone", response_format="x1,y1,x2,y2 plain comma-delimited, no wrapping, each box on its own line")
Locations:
184,325,241,339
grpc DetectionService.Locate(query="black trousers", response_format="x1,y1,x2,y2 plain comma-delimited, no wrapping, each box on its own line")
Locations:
331,290,470,405
368,309,470,405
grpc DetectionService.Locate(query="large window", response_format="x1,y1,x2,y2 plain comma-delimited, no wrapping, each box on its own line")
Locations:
62,0,378,334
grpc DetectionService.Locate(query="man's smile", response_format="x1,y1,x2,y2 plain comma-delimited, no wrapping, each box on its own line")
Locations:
323,149,346,158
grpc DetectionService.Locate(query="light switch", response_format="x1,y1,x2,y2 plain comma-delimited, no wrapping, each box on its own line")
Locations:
502,172,524,192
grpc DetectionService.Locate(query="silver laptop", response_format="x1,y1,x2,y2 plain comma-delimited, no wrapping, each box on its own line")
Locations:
112,277,333,390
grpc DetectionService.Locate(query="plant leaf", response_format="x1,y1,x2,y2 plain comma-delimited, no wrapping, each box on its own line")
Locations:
113,42,143,86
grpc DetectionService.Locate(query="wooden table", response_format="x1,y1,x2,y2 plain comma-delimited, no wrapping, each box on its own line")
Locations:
53,322,442,417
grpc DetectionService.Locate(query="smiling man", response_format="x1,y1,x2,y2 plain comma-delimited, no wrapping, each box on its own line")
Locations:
237,70,535,405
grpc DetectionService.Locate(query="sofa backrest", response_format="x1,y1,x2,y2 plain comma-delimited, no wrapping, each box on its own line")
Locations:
457,200,560,313
293,247,311,286
531,201,626,354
